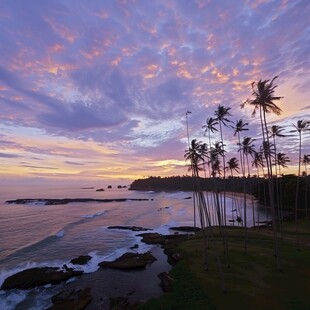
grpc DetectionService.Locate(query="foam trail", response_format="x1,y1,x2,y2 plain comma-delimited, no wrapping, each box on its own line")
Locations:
55,230,65,238
81,211,105,218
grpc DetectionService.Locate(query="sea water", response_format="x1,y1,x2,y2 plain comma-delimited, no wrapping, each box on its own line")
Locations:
0,184,268,308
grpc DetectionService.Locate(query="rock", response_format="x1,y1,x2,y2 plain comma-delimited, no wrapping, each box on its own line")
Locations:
129,244,139,250
96,188,105,191
184,196,192,199
109,297,130,309
98,252,157,270
70,255,92,265
0,267,83,290
158,272,174,292
108,185,112,189
169,226,201,232
6,198,149,205
137,233,166,245
47,287,91,310
171,252,182,264
108,225,153,232
138,233,190,266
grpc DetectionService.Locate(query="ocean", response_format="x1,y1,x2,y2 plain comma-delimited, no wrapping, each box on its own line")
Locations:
0,184,268,309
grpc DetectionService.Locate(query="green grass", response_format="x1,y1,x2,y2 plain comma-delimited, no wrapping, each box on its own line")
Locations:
138,221,310,310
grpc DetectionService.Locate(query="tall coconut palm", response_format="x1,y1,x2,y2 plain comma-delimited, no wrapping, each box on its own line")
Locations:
269,125,286,177
276,152,290,232
292,120,310,178
242,77,283,269
227,157,239,176
252,149,265,177
232,119,249,176
238,136,256,228
241,77,282,178
202,117,218,177
292,120,310,236
227,157,240,226
276,153,290,174
185,139,211,268
269,125,286,230
302,154,310,220
202,117,218,144
302,154,310,175
214,105,232,229
239,137,256,177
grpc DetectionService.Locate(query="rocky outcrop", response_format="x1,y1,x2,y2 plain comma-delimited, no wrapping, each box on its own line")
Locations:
138,233,189,266
108,225,153,232
47,287,91,310
6,198,149,205
70,255,92,265
1,267,83,290
169,226,201,232
98,252,157,270
158,272,174,292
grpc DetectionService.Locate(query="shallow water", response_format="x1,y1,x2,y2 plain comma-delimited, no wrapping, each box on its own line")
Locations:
0,184,268,308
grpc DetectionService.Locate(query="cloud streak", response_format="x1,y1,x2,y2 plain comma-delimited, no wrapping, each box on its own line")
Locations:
0,0,309,183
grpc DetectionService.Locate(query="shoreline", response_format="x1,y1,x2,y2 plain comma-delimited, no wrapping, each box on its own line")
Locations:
56,245,171,309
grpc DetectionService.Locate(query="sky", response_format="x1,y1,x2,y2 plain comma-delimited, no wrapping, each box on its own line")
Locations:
0,0,309,186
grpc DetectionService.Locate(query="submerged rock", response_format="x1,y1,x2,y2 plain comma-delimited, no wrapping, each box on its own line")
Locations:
48,287,91,310
98,252,157,270
70,255,92,265
108,225,153,232
169,226,201,232
109,296,130,310
1,267,83,290
158,272,174,292
6,198,149,205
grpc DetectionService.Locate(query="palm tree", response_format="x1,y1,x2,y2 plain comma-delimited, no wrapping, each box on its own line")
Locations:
269,125,286,177
227,157,239,176
226,157,241,226
252,149,265,177
302,154,310,176
242,76,283,269
292,120,310,177
232,119,249,176
302,154,310,220
241,77,282,178
292,120,310,236
185,139,211,269
276,152,290,233
202,117,218,144
184,139,204,178
239,137,256,177
276,153,290,174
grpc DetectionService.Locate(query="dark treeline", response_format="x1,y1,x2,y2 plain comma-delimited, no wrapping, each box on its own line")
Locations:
129,175,258,192
130,175,310,216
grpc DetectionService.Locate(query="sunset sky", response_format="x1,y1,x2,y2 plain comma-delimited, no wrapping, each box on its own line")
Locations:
0,0,309,186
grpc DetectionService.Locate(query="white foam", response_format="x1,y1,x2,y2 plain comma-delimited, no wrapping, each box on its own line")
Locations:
55,230,65,237
0,289,28,310
81,211,105,218
24,200,47,206
164,192,191,199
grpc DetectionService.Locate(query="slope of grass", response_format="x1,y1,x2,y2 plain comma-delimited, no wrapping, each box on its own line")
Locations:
139,222,310,310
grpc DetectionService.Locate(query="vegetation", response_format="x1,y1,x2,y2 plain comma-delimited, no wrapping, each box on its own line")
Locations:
133,77,309,309
138,222,310,310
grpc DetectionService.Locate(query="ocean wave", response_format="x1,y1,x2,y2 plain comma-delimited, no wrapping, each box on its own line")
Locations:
81,211,105,218
0,289,28,310
55,230,65,238
164,192,190,199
